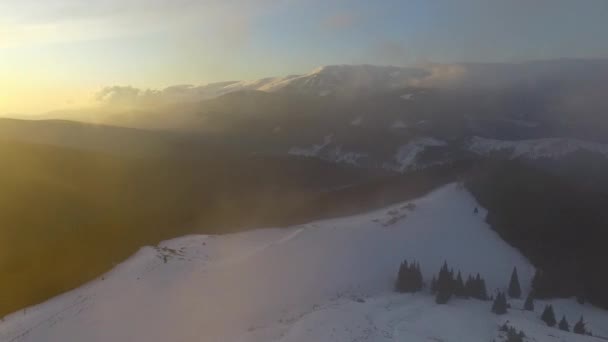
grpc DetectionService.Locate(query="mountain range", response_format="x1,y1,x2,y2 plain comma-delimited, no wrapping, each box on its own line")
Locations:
2,59,608,340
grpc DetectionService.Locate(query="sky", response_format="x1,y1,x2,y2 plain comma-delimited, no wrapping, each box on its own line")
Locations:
1,0,608,115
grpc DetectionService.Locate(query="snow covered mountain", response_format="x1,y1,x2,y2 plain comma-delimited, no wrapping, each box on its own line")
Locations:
2,184,606,342
255,65,429,96
176,65,431,99
287,134,608,173
467,136,608,160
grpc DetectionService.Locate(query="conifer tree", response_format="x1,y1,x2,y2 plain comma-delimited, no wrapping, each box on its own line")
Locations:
465,275,475,298
524,292,534,311
491,292,508,314
479,278,489,300
508,267,522,299
395,259,423,293
455,271,466,298
573,316,588,335
414,262,424,291
558,315,570,332
541,304,557,327
435,261,454,304
395,260,407,292
430,276,437,294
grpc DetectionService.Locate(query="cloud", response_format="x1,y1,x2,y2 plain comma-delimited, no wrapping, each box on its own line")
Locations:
94,81,243,108
407,64,468,88
95,86,155,108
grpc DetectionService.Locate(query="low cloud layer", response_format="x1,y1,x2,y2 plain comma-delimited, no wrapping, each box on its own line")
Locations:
93,60,608,122
94,82,240,108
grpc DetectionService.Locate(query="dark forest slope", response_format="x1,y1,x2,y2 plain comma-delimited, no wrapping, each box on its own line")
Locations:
466,160,608,309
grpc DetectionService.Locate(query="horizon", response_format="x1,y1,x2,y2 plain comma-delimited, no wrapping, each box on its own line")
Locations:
4,57,608,119
3,0,608,115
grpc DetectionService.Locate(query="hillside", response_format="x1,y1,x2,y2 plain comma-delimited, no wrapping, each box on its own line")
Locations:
0,139,375,317
466,160,608,309
1,184,606,342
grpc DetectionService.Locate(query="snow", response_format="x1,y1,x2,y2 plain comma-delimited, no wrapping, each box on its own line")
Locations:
384,137,447,172
288,136,366,166
400,93,414,100
288,134,333,157
325,146,367,166
468,136,608,160
1,184,606,342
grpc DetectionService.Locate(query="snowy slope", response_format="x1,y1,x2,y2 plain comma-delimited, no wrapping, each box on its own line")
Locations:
468,136,608,160
1,184,606,342
383,137,447,172
288,135,367,166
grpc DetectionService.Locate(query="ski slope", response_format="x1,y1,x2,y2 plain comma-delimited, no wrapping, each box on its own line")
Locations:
1,184,606,342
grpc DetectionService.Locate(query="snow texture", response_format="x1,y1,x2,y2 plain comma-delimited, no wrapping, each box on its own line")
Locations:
384,137,447,172
1,184,606,342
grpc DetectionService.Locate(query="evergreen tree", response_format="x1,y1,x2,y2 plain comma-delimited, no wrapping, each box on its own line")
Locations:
500,324,526,342
491,292,508,314
395,259,423,293
479,278,489,300
474,273,482,296
558,315,570,332
508,267,522,298
413,262,423,291
455,271,466,298
573,316,588,335
435,261,454,304
524,293,534,311
465,275,475,298
541,304,557,327
395,260,408,292
463,273,489,300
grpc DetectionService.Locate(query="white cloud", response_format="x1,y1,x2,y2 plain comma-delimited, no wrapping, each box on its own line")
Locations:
94,82,241,108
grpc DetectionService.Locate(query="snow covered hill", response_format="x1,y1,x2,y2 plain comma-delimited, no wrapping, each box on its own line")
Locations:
1,184,606,342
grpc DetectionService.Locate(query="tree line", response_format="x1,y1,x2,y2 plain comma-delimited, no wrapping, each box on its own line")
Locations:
395,261,592,336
